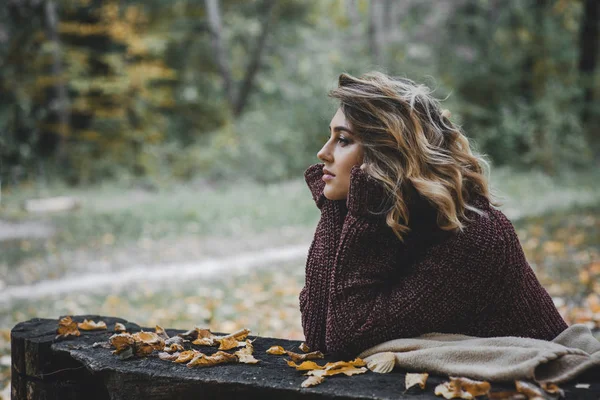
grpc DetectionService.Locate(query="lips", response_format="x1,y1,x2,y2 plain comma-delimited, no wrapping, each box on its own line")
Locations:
323,168,336,177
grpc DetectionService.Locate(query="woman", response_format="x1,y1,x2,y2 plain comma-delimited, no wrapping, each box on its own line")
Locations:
300,71,568,358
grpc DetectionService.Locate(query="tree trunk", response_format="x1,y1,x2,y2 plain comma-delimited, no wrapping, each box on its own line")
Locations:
232,0,276,117
44,0,70,163
368,0,385,68
578,0,599,157
205,0,235,108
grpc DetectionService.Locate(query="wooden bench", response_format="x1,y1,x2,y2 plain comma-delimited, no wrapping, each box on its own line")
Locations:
11,315,600,399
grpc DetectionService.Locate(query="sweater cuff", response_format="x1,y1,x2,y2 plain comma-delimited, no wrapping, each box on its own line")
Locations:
304,163,328,210
346,165,388,218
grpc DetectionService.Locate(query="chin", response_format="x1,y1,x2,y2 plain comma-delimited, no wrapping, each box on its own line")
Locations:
323,187,345,201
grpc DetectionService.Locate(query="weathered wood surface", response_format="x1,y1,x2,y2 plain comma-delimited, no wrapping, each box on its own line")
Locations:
11,315,600,400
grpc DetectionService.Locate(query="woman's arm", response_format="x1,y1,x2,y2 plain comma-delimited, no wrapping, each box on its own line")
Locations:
323,166,506,357
300,163,348,351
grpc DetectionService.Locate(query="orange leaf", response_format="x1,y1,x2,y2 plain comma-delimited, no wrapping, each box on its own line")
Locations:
56,316,81,339
78,319,107,331
266,345,286,355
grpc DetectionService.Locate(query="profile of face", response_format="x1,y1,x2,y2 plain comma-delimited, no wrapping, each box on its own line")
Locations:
317,108,364,200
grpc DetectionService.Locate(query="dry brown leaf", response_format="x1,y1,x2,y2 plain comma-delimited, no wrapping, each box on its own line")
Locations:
308,366,368,377
405,372,429,390
299,342,310,353
287,360,325,371
129,331,165,357
366,352,395,373
78,319,107,331
175,350,201,363
301,376,324,388
266,345,286,355
165,336,185,346
178,328,200,340
192,328,218,346
435,376,491,399
234,340,260,364
187,350,238,368
163,343,185,353
286,350,324,363
56,316,81,339
158,351,180,361
540,382,564,397
218,335,245,350
155,325,169,340
322,358,366,369
109,333,135,355
515,380,553,400
114,322,126,333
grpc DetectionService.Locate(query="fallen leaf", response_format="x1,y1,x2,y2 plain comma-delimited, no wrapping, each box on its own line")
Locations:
287,360,325,371
165,336,185,346
540,382,564,397
187,350,238,368
515,380,553,400
301,376,324,388
155,325,169,340
109,333,134,355
266,345,286,355
286,350,324,363
175,350,201,363
435,377,491,399
114,323,126,333
299,342,310,353
78,319,107,331
218,335,245,351
158,351,180,361
192,328,218,346
56,316,81,339
366,352,396,373
131,331,165,356
308,366,368,377
235,340,260,364
163,343,184,353
405,372,429,390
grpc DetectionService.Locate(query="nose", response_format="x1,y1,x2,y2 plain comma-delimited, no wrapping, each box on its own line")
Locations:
317,141,332,163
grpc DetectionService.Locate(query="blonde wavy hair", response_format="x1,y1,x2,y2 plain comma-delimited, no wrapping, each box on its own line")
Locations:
329,71,502,242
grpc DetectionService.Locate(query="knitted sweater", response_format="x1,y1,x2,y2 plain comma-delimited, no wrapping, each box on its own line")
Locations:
300,163,568,358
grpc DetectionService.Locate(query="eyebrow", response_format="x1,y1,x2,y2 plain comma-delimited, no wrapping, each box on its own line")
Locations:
329,125,354,135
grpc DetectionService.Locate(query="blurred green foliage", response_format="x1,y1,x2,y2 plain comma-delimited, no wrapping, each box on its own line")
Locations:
0,0,598,186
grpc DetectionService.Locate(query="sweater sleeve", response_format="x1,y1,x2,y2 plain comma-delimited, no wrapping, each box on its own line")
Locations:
300,163,348,351
323,166,506,357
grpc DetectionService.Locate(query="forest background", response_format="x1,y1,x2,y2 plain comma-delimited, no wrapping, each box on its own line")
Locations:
0,0,599,396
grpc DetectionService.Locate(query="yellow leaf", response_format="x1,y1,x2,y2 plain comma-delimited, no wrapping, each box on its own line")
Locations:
78,319,107,331
405,372,429,390
155,325,169,340
287,360,325,371
435,377,491,399
187,350,238,368
234,340,260,364
301,375,324,388
266,345,286,355
175,350,201,363
515,380,549,400
218,336,244,350
299,342,310,353
109,333,134,355
308,366,368,377
286,350,324,363
114,322,126,333
56,316,81,339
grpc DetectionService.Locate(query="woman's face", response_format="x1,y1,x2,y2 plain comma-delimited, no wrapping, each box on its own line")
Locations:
317,108,364,200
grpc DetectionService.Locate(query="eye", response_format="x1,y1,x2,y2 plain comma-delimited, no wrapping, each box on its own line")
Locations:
338,136,350,146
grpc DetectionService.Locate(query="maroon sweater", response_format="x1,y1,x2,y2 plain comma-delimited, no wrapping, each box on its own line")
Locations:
300,163,568,357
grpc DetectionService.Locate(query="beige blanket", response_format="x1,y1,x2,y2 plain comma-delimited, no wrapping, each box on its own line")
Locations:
357,324,600,384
